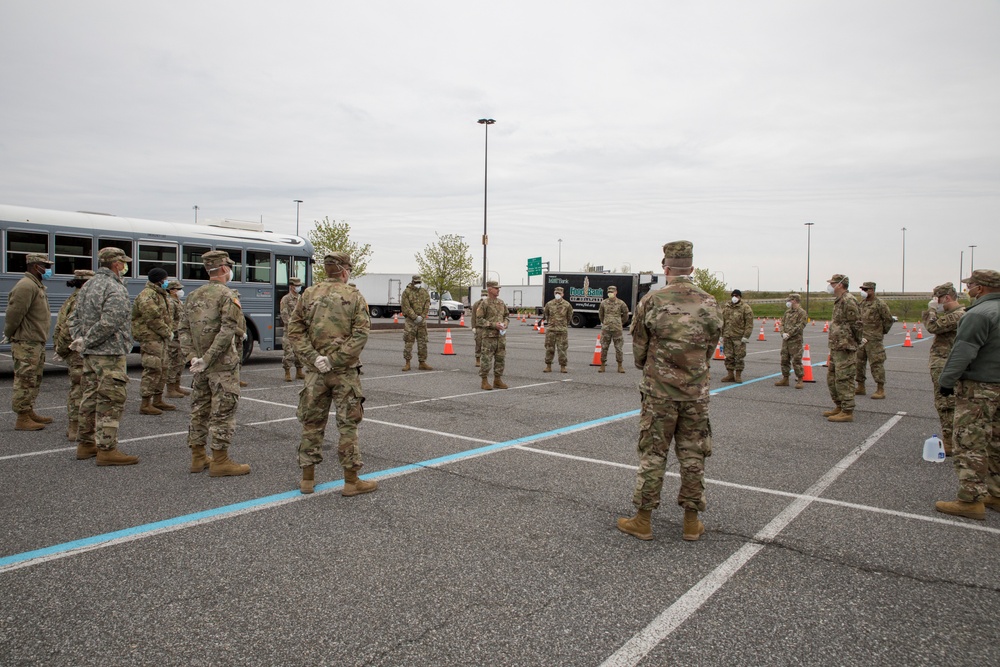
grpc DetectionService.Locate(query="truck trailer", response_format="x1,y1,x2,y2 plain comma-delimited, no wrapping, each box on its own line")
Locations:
542,272,659,328
351,273,465,320
498,284,544,314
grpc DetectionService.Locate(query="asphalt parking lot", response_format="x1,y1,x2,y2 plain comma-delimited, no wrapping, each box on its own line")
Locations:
1,320,998,666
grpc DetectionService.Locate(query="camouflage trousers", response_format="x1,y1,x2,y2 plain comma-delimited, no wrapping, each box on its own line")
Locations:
66,352,84,426
282,334,302,371
187,367,241,451
930,361,956,441
474,329,483,360
952,379,1000,503
297,367,364,470
139,338,167,398
78,355,129,451
11,340,45,414
600,327,625,365
403,319,428,362
856,339,887,384
826,349,857,411
544,330,569,366
722,337,747,372
780,337,804,379
165,338,184,386
632,394,712,512
480,335,506,378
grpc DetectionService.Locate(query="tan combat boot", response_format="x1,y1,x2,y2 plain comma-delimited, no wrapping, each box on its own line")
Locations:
166,383,190,397
481,377,492,391
67,420,79,441
96,447,139,466
617,509,653,540
934,499,985,520
855,381,866,396
76,442,97,460
475,357,481,367
152,394,176,411
140,396,162,415
543,364,552,373
401,360,411,372
284,368,292,382
295,367,305,380
418,361,434,371
560,366,567,374
617,363,625,374
209,449,251,477
795,378,804,389
15,412,44,431
774,376,790,387
342,468,377,496
822,406,842,417
493,375,509,389
190,445,212,473
871,383,886,400
683,510,705,541
300,465,315,494
239,380,248,388
721,370,736,383
598,364,606,373
982,495,1000,513
734,371,743,383
828,410,854,423
30,410,53,424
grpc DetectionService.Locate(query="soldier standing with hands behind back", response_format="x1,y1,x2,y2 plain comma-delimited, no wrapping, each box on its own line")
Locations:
476,280,509,390
823,274,863,423
721,288,754,383
131,267,175,415
164,281,191,398
542,286,573,373
855,281,894,400
599,285,629,373
470,288,487,367
5,253,54,431
401,274,432,371
280,277,305,382
54,269,93,439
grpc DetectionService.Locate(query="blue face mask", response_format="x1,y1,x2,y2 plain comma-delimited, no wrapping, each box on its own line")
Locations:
41,268,53,280
162,280,170,289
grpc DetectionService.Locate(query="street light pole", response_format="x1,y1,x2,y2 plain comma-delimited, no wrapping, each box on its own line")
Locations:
901,227,907,294
970,245,977,273
960,250,964,288
558,238,562,271
478,118,495,289
804,222,814,318
294,200,303,237
752,265,759,293
193,205,199,224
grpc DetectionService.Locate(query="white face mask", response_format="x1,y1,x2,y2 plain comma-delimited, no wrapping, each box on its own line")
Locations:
731,296,740,304
785,301,792,309
120,263,129,276
826,284,836,294
177,289,185,299
555,294,562,300
935,302,945,313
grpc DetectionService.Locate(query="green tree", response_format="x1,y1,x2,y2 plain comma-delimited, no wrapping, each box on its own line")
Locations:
307,217,373,281
693,268,727,303
415,233,478,312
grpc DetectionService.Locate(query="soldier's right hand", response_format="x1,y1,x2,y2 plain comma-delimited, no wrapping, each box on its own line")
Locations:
69,337,84,352
927,298,937,311
53,353,64,363
781,333,789,340
415,316,423,324
315,356,332,373
190,357,207,373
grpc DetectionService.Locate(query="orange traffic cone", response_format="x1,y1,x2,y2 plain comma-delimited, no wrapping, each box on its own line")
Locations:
533,319,539,331
441,329,456,355
459,313,465,327
823,321,829,333
590,335,602,366
758,325,766,341
539,321,546,334
802,344,815,382
393,313,399,324
774,320,781,332
903,322,908,330
713,342,726,360
916,327,923,340
903,332,913,347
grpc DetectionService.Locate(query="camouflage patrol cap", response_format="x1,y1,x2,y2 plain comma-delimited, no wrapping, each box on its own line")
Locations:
787,293,801,301
412,274,422,283
25,253,53,266
932,282,956,298
74,269,95,280
554,286,564,294
861,281,876,290
98,247,132,263
289,277,302,286
662,240,693,269
962,269,1000,288
202,250,234,269
166,280,184,291
827,274,849,287
608,285,618,294
486,280,499,288
322,252,352,268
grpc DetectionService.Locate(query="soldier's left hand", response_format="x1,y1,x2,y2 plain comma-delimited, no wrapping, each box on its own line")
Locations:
861,338,868,346
315,356,332,373
781,333,789,340
190,357,207,373
69,337,84,352
242,332,248,341
938,386,954,397
416,316,423,324
741,337,749,344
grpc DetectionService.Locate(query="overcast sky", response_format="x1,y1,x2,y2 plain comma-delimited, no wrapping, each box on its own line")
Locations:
1,0,997,292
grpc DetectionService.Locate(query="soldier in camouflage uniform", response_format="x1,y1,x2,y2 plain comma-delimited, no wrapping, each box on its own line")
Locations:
287,252,376,497
922,282,966,454
179,250,249,477
618,240,721,542
823,274,863,422
54,269,94,439
720,288,754,383
5,252,54,431
855,281,895,399
280,277,305,382
401,274,433,371
475,280,510,390
470,288,487,367
164,281,191,398
599,285,629,373
935,269,1000,520
542,286,574,372
131,267,175,415
68,247,139,465
775,293,807,389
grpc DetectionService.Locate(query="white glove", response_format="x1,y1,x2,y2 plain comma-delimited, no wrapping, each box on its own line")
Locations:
861,338,868,346
892,316,898,322
190,357,207,373
927,298,937,311
314,356,332,373
53,353,64,363
0,335,8,345
242,332,248,341
69,337,84,352
741,337,750,344
415,316,423,324
782,333,789,340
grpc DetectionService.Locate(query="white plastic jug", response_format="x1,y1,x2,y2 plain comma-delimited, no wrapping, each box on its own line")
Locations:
922,435,945,462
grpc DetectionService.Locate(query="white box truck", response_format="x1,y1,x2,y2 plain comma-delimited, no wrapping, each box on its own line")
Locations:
352,273,465,320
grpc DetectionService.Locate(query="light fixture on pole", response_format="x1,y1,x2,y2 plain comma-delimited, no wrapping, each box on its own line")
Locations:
294,200,303,237
478,118,495,289
558,238,562,271
193,205,199,224
901,227,907,294
752,265,760,293
804,222,814,317
970,245,977,272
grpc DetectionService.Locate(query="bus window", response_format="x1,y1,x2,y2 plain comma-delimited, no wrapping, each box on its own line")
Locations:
98,239,134,266
247,250,271,283
294,259,308,286
217,247,244,282
138,243,178,278
54,235,93,275
6,230,48,274
183,245,210,281
276,256,290,287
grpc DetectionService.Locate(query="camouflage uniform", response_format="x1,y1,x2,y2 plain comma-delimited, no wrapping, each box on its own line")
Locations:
922,283,966,443
856,282,895,386
938,270,1000,504
131,278,172,398
721,294,754,372
630,242,722,513
280,278,303,373
70,250,134,452
475,283,510,380
164,281,186,387
826,275,863,412
5,254,52,418
288,255,370,470
178,252,245,455
542,288,574,368
470,292,487,363
779,295,808,380
54,270,94,433
401,277,430,363
599,289,630,367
